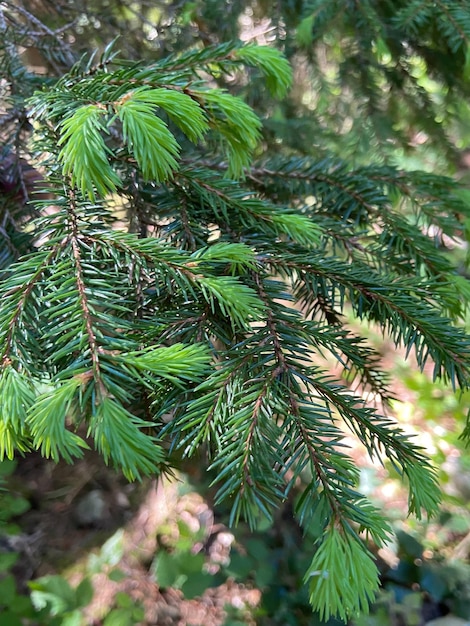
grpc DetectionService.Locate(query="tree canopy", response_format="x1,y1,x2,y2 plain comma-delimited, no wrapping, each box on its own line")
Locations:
1,0,470,621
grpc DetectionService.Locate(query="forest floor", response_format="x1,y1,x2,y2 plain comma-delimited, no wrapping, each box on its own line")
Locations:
6,449,261,625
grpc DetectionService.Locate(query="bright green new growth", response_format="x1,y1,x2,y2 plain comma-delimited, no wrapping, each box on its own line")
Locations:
58,105,121,199
234,44,293,98
130,88,209,143
201,89,262,177
1,35,470,622
52,51,268,197
305,529,381,621
117,95,181,183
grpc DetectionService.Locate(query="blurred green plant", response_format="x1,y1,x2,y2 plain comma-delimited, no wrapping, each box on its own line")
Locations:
394,365,470,503
28,571,145,626
29,576,94,626
0,461,30,534
0,472,143,626
0,460,44,625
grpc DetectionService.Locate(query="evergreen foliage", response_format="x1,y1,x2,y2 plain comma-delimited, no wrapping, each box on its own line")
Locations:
1,0,470,621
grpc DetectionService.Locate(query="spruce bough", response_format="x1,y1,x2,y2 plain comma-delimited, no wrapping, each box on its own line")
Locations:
1,40,470,621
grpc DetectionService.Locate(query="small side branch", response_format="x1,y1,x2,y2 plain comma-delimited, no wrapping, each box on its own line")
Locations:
67,190,104,396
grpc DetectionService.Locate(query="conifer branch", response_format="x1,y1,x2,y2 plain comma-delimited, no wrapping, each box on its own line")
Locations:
0,246,64,366
67,190,103,394
2,12,470,619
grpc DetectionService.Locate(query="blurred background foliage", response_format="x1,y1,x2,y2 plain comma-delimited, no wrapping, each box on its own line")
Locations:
2,0,470,624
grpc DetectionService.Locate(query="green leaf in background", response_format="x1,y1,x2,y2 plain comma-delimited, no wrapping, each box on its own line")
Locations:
181,571,214,599
29,575,76,614
0,552,18,574
0,574,17,606
74,578,94,608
